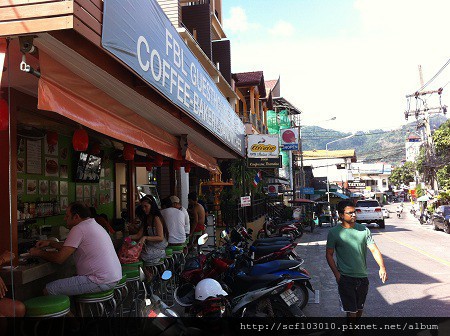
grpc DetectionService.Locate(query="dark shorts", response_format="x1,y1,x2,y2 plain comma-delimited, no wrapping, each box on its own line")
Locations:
338,274,369,313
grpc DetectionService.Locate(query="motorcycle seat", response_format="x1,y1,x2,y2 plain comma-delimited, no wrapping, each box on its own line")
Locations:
249,260,302,276
253,237,292,245
232,274,283,294
252,241,292,247
254,244,290,255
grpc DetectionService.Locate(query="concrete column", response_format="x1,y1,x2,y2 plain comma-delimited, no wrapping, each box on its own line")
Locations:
180,168,189,209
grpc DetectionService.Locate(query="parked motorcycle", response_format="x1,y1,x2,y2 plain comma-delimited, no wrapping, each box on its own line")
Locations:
257,216,301,240
175,275,302,317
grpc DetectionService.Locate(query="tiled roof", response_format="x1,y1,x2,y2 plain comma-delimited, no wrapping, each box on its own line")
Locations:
265,79,278,92
232,71,264,86
232,71,266,97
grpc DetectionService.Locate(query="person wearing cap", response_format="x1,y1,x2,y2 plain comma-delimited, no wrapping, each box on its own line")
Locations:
161,196,186,246
169,196,190,238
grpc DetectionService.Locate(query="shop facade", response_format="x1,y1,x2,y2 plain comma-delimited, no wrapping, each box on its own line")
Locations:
0,0,244,299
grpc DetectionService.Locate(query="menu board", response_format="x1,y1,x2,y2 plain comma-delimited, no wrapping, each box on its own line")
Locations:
26,139,42,174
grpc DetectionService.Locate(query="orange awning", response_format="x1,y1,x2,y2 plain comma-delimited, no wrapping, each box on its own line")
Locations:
186,143,218,172
38,51,182,160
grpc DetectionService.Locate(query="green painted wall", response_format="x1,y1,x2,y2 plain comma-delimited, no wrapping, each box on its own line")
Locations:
17,134,115,229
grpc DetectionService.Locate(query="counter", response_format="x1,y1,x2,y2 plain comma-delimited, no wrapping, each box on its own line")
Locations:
0,257,75,301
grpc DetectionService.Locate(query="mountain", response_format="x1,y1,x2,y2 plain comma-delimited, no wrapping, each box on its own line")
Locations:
301,114,448,166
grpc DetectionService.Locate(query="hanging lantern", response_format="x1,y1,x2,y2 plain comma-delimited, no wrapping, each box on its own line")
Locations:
0,98,9,131
46,131,58,146
184,162,192,173
154,153,163,167
146,162,154,171
123,144,135,161
90,143,101,155
72,129,89,151
173,160,182,170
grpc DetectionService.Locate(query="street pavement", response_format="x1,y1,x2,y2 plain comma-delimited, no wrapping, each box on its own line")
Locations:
299,202,450,318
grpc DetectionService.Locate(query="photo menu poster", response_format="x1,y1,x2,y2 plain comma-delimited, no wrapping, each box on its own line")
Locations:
26,139,42,174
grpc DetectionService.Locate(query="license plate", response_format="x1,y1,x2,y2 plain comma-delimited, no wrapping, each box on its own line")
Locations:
280,289,298,306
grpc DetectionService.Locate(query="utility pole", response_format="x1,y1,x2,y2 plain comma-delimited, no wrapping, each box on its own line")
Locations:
404,65,446,192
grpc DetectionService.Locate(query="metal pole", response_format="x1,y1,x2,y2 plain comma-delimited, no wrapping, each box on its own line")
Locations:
326,143,331,205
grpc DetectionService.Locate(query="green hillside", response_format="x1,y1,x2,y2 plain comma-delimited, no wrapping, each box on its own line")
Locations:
301,115,448,165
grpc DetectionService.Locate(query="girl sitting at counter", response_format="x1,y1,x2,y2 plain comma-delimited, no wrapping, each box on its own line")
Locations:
0,251,26,317
128,195,168,264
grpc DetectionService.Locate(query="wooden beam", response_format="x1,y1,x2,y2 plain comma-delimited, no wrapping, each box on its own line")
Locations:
0,1,73,20
0,15,72,36
0,0,59,7
73,2,101,35
74,0,102,23
73,16,100,47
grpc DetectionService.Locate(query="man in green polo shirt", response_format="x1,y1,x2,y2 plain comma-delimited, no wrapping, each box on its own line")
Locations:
326,200,388,318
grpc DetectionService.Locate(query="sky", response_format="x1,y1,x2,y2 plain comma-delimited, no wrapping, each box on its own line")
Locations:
221,0,450,133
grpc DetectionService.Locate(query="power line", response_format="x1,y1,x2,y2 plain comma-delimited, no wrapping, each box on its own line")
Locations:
418,58,450,91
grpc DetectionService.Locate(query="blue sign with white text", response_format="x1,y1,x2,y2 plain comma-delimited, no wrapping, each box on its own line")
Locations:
301,187,315,195
101,0,245,156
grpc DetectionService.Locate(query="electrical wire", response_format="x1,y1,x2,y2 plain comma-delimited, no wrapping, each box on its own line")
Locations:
418,58,450,91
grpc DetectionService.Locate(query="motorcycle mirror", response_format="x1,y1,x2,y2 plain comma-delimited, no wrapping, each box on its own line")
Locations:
197,233,209,246
139,267,146,282
220,230,228,239
161,270,172,281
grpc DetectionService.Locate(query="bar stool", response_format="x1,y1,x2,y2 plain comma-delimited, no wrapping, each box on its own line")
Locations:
75,289,116,317
170,245,185,285
143,257,166,297
113,274,128,317
121,266,144,317
23,295,70,336
162,248,175,306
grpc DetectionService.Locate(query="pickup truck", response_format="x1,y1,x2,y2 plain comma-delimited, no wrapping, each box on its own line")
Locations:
355,200,385,228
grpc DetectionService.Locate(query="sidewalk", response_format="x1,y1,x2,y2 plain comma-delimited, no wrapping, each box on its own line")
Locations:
296,224,342,317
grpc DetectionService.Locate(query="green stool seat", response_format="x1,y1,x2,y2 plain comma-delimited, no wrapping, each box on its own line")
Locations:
116,274,127,287
165,248,173,257
170,245,184,252
25,295,70,318
122,267,140,280
76,289,114,301
121,261,143,269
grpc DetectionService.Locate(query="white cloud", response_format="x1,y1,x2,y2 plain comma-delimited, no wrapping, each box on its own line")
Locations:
223,7,260,34
268,21,295,38
226,1,450,132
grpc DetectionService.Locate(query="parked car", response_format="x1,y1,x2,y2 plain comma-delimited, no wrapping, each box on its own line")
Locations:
431,205,450,234
381,207,390,218
355,199,385,228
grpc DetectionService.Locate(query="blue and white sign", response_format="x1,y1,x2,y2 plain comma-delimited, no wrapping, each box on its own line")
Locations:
102,0,245,156
300,187,314,195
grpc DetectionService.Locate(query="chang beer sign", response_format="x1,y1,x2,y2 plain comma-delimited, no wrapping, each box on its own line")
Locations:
247,134,279,158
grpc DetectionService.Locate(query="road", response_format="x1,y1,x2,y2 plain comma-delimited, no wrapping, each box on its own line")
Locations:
299,203,450,317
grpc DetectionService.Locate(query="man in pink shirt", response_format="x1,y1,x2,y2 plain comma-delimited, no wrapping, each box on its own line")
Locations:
30,202,122,296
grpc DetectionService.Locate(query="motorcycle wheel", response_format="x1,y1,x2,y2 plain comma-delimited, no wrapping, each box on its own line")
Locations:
292,282,309,310
241,298,300,317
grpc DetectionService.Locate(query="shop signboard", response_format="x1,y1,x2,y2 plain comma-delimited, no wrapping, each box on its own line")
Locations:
300,187,314,195
348,180,366,189
102,0,245,156
280,127,299,150
247,134,279,158
247,156,282,168
267,185,278,197
240,196,251,207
